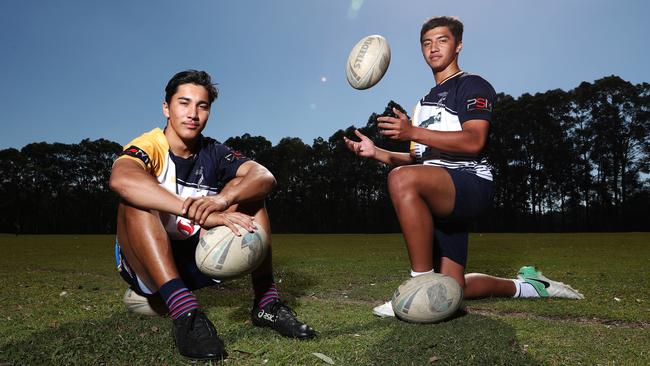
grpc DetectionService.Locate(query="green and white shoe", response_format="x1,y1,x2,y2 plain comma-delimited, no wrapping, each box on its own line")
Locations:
517,266,585,299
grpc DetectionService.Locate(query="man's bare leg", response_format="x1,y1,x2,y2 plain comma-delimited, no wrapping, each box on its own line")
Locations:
219,178,316,339
116,201,226,359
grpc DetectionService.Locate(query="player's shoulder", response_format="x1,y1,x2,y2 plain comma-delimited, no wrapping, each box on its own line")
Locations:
117,128,168,168
197,135,237,159
457,72,495,92
198,135,226,152
127,127,167,147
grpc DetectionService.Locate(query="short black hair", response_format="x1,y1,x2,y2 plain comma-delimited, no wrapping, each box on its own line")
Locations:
164,70,218,104
420,16,464,44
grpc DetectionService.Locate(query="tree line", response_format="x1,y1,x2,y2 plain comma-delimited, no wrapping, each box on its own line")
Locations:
1,76,648,234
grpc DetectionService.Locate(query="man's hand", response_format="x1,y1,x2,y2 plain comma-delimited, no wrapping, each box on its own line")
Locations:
202,212,257,236
183,195,231,225
343,129,377,158
377,108,414,141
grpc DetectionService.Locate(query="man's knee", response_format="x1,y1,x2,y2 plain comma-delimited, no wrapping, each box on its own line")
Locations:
230,199,266,216
119,202,159,225
388,166,417,193
117,202,167,242
221,177,268,215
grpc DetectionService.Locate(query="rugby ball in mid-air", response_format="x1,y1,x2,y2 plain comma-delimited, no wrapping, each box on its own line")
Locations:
195,224,269,280
391,273,463,323
346,34,391,90
123,288,168,316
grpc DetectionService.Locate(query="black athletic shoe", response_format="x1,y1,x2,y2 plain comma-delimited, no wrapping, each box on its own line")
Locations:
251,299,316,340
172,310,227,360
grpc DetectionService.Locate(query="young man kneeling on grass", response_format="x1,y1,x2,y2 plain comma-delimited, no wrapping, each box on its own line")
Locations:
344,16,584,318
109,70,315,360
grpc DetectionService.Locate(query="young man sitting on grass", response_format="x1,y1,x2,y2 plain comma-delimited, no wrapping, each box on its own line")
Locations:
110,70,315,360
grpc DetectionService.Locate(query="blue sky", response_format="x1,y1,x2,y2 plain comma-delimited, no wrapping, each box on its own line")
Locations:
1,0,648,149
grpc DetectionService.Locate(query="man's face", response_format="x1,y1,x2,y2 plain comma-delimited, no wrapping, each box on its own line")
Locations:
163,83,211,142
421,26,462,72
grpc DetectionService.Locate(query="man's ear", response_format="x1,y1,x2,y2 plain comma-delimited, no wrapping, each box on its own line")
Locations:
456,41,463,54
162,101,170,118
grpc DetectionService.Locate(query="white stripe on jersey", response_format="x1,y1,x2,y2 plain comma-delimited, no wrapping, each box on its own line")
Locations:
413,103,493,181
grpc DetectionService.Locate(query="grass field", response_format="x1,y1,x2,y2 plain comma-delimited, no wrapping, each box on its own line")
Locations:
0,233,648,365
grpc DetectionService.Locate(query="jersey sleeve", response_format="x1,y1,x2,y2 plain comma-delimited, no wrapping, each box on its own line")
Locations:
212,143,250,182
114,128,168,176
457,76,496,124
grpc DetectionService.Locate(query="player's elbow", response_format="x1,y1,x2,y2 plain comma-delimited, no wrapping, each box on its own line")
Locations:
109,171,127,196
464,134,487,155
260,169,277,194
109,168,135,200
465,142,485,155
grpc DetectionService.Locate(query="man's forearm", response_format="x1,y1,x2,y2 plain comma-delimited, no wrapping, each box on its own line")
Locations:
221,166,276,205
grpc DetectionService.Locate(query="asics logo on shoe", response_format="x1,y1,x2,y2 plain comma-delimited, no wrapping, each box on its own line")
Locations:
258,310,276,322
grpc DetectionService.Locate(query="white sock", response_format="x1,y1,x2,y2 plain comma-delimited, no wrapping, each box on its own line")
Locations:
410,269,434,278
512,279,540,298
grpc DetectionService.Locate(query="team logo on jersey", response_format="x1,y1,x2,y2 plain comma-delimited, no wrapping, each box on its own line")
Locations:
436,91,448,104
195,166,205,187
122,145,150,165
466,95,493,113
419,111,441,128
225,150,244,162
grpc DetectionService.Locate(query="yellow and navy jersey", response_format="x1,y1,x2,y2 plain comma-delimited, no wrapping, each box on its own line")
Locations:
411,72,495,181
115,128,249,239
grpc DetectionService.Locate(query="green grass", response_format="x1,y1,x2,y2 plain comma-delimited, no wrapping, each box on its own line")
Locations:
0,233,648,365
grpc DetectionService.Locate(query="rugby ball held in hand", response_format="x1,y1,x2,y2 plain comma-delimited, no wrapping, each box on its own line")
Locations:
196,224,269,280
346,34,391,90
391,273,463,323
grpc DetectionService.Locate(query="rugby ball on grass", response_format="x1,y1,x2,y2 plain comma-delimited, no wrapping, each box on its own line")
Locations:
123,288,167,316
391,273,463,323
346,34,391,90
196,224,269,280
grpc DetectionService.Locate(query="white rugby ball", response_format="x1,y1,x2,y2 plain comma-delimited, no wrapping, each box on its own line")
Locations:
123,288,167,316
195,224,269,280
346,34,391,90
391,273,463,323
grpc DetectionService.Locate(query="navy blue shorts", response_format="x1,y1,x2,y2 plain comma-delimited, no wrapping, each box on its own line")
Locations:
433,168,493,269
115,235,219,297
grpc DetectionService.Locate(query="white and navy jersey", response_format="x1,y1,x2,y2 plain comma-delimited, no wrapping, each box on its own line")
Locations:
115,128,249,239
411,72,495,181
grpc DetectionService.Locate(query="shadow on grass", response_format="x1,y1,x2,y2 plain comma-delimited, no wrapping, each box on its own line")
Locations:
0,268,319,365
0,312,184,365
366,308,541,365
305,303,541,366
1,304,540,366
198,268,319,323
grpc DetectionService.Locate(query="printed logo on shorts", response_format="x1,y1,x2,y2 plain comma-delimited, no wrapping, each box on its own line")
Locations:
176,218,195,236
466,95,493,113
122,145,150,165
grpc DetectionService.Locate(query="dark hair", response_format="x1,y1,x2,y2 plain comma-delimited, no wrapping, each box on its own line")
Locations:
164,70,219,104
420,16,464,44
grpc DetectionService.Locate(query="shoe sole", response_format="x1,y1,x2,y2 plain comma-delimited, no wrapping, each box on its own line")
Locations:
372,309,395,317
183,353,228,361
251,320,316,340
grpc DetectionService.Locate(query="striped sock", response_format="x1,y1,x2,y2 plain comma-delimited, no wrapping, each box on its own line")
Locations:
253,275,279,309
158,278,200,320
